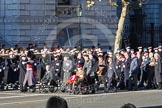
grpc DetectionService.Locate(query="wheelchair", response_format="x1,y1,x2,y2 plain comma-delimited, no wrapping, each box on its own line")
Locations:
38,79,59,93
73,76,97,94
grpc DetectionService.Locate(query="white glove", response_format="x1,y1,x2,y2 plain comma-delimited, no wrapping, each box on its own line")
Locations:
129,73,132,77
22,62,26,65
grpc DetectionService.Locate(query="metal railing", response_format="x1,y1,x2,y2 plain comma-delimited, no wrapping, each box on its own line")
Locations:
124,25,162,47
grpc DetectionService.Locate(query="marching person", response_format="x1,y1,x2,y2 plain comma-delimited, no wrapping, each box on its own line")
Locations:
154,53,162,89
97,54,107,91
0,55,5,90
6,51,19,89
51,53,62,81
139,50,150,88
147,52,155,89
136,51,142,84
106,57,118,92
128,52,138,91
115,54,123,89
23,51,36,92
62,55,73,91
82,53,94,92
123,52,131,89
19,54,27,92
83,52,96,93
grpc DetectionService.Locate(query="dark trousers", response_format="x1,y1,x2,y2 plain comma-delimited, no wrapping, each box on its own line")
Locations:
125,80,129,90
137,68,141,81
147,66,154,88
107,76,117,91
98,76,107,90
128,74,138,90
117,72,125,89
139,69,148,86
0,71,4,84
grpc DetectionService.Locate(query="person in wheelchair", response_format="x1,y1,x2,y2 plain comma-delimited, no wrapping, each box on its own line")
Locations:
65,64,85,94
40,65,55,93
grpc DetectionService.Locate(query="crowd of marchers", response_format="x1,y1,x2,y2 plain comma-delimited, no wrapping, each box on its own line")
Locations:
0,43,162,94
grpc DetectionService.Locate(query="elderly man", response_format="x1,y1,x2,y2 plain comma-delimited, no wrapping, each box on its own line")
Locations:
62,55,73,91
40,51,51,80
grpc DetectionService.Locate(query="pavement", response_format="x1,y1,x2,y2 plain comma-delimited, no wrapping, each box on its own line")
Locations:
0,89,162,108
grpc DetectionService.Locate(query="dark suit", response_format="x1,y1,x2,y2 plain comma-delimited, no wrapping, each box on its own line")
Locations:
7,57,19,84
139,56,150,87
51,59,62,80
19,60,27,91
0,57,5,85
40,55,51,80
123,57,131,88
129,57,138,90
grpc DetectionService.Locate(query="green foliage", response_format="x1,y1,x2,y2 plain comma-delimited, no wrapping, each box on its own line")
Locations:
111,3,118,7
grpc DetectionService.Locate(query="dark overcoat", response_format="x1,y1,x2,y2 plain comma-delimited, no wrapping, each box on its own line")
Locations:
154,58,162,83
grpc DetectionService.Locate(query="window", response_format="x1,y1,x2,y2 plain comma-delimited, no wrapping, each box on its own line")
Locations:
58,0,70,5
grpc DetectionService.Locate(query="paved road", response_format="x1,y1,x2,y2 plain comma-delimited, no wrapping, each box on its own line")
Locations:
0,90,162,108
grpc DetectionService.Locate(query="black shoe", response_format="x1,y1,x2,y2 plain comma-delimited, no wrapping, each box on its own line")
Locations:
31,87,36,93
13,84,19,90
23,86,28,92
113,88,117,92
42,89,48,93
138,84,144,88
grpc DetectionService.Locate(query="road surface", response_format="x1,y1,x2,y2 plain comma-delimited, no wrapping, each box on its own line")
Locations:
0,90,162,108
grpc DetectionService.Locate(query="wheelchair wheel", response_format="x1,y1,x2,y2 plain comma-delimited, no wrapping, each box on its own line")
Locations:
88,84,96,94
60,84,66,93
49,85,58,93
73,85,80,94
80,82,88,94
49,80,58,93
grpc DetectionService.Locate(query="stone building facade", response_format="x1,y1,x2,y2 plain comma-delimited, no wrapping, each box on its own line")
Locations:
0,0,118,50
117,0,162,48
